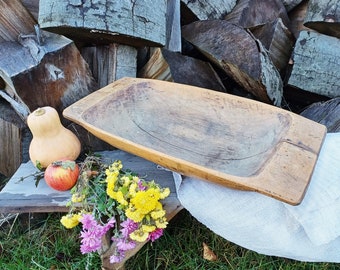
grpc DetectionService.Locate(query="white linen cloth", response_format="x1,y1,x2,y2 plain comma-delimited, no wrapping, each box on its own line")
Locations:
173,132,340,262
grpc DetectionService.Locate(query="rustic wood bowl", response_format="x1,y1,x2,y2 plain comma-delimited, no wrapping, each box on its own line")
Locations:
63,77,327,205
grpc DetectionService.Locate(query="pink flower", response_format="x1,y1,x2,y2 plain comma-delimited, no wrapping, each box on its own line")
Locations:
116,238,136,251
110,252,125,263
120,219,138,238
138,180,147,191
79,215,116,254
148,228,164,242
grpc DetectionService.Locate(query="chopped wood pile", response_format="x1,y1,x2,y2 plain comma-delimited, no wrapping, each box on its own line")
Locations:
1,0,339,180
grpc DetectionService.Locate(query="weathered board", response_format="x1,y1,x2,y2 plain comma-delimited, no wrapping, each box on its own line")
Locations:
38,0,167,47
282,0,304,12
287,30,340,98
63,77,327,205
0,150,182,214
304,0,340,38
182,20,283,106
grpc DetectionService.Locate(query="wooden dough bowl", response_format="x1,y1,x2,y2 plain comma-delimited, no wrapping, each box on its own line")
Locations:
63,77,327,205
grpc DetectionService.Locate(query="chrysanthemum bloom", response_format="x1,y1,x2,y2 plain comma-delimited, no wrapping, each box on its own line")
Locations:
155,217,168,229
125,206,144,222
148,228,164,242
60,213,82,229
160,187,170,199
120,219,139,238
129,228,149,242
110,251,125,264
116,238,136,251
131,188,161,215
142,224,156,233
71,193,85,203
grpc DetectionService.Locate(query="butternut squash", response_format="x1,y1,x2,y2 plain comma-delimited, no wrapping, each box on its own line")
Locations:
27,106,81,168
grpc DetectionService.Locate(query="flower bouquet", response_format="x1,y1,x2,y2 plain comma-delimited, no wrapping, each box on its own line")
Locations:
60,155,170,264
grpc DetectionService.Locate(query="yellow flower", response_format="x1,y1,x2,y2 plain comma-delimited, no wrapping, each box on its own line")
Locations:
129,182,138,197
106,182,117,199
142,224,156,233
125,207,144,222
105,169,119,185
111,160,123,171
129,228,149,242
121,176,130,187
155,217,168,229
60,213,82,229
131,188,161,215
160,187,170,199
116,190,128,206
71,193,85,203
150,208,166,219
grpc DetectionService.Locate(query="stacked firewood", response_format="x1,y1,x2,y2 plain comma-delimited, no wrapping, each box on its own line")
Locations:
0,0,339,179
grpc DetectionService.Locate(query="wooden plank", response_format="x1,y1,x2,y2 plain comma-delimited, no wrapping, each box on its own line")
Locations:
21,0,39,21
182,20,283,105
287,30,340,98
0,150,181,214
38,0,167,47
63,77,327,205
304,0,340,38
166,0,181,52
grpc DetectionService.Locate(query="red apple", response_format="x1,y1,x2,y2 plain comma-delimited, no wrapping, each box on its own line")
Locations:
44,159,79,191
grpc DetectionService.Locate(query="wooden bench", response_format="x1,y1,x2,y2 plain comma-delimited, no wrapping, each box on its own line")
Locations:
0,150,183,269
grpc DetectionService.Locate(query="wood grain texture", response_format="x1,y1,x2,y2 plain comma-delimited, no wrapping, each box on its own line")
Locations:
0,0,36,42
288,30,340,98
304,0,340,38
138,48,226,92
182,20,283,105
63,77,327,205
300,97,340,132
181,0,236,20
0,31,97,113
282,0,304,11
81,44,137,89
251,18,295,77
38,0,167,47
224,0,290,29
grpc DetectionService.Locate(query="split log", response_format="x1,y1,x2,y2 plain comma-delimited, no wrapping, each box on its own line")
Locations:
251,18,295,77
224,0,291,30
21,0,39,21
300,97,340,132
0,99,31,177
138,48,226,92
81,44,137,89
287,30,340,98
38,0,167,47
304,0,340,38
182,20,283,106
0,30,97,115
0,0,36,42
282,0,304,12
287,0,310,38
166,0,181,52
181,0,236,20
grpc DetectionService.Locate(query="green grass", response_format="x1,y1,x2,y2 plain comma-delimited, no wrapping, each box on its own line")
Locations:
0,210,338,270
